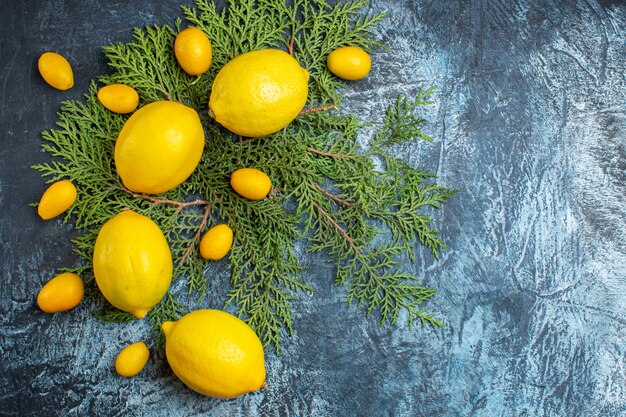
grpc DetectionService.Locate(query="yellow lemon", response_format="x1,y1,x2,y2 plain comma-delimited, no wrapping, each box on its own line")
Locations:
327,46,371,80
38,52,74,90
97,84,139,114
174,27,213,75
115,342,150,377
114,101,205,194
199,224,233,261
230,168,271,200
37,272,84,313
37,180,77,220
93,210,173,319
209,49,309,137
161,309,266,399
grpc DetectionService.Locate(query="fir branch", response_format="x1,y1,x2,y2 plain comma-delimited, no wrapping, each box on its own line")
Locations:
224,196,312,351
101,25,212,111
295,89,456,327
183,0,291,64
371,88,436,150
289,0,386,103
93,308,137,323
310,199,357,251
313,182,355,208
33,0,455,353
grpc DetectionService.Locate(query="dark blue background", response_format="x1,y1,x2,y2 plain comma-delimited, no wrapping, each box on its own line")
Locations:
1,1,624,416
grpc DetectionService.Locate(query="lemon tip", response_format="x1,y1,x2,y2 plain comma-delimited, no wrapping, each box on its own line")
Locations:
132,309,149,319
161,321,175,336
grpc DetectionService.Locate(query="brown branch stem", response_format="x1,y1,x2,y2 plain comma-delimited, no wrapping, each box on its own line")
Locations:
313,182,354,207
299,104,337,116
179,203,212,266
121,187,210,216
310,200,357,251
288,36,295,56
306,147,358,159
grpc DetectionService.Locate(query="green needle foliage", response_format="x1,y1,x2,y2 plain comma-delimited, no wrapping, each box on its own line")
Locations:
32,0,456,352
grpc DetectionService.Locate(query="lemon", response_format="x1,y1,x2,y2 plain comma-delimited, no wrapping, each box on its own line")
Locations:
97,84,139,114
327,46,371,80
161,309,266,399
199,224,233,261
230,168,272,200
93,210,173,319
38,52,74,90
114,101,205,194
37,272,84,313
175,27,213,75
37,180,77,220
115,342,150,377
209,49,309,137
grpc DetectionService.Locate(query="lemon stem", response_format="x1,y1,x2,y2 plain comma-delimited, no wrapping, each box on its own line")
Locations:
267,186,284,198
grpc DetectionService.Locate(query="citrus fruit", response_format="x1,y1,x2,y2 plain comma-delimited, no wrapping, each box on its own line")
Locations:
209,49,309,137
93,210,173,319
115,342,150,377
97,84,139,114
230,168,272,200
37,272,84,313
114,100,204,194
174,27,213,75
199,224,233,261
38,52,74,90
327,46,371,80
37,180,77,220
161,309,266,399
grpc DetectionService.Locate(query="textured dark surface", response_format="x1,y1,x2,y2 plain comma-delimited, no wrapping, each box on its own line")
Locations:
1,1,625,416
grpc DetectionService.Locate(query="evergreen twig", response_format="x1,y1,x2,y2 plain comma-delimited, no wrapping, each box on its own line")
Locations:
32,0,456,352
